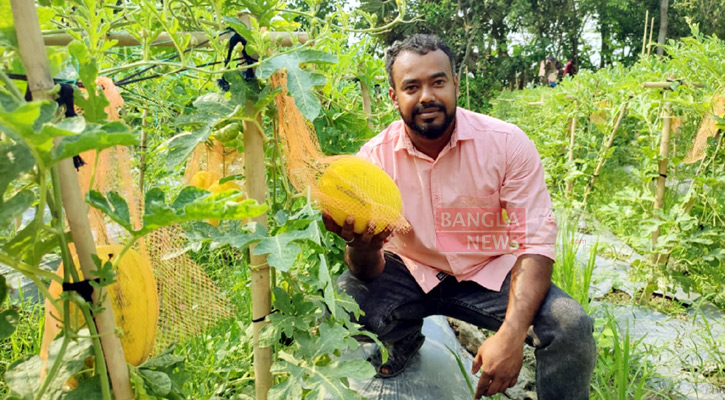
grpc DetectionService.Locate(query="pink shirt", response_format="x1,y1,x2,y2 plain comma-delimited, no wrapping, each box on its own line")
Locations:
357,108,557,293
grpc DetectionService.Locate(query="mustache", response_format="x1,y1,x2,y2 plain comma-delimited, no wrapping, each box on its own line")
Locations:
412,102,445,116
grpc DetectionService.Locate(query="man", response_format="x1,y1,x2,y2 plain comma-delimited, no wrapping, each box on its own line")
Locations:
322,34,595,399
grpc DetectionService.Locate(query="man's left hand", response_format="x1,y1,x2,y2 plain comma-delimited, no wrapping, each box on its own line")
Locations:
471,330,524,398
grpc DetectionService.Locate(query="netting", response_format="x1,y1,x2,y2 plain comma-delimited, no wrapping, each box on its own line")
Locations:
271,72,410,234
183,138,245,187
684,94,725,164
43,79,234,365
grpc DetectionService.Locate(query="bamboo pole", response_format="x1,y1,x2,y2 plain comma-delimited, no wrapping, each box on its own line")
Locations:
642,10,649,56
138,109,149,193
583,100,629,205
359,79,374,130
243,109,272,399
43,31,308,48
642,82,675,89
10,1,133,399
651,103,672,262
566,114,578,193
647,17,655,56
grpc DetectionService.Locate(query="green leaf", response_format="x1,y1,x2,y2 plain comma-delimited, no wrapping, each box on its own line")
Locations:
86,190,133,232
68,41,108,122
62,374,101,399
5,331,93,399
268,374,303,400
318,255,336,319
0,101,49,146
0,190,34,229
272,286,294,314
257,49,337,121
0,309,19,339
2,220,59,268
164,129,210,171
192,92,234,116
253,228,317,271
137,187,267,236
139,369,172,396
52,121,139,164
273,353,371,400
140,353,186,370
0,87,21,112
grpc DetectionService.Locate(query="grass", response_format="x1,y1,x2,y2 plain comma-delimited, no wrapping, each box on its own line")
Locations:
0,295,45,397
591,312,679,399
554,213,597,313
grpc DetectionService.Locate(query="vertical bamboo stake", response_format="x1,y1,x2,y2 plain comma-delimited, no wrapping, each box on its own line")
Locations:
652,102,672,262
138,109,149,193
243,109,273,399
566,114,578,193
10,1,133,399
642,10,649,56
647,17,655,56
359,79,374,130
583,100,629,205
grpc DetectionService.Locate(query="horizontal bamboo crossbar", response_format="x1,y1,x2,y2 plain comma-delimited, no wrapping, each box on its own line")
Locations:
642,81,704,89
43,31,308,47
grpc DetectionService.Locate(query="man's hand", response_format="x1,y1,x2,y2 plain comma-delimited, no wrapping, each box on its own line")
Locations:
321,212,392,250
471,329,524,398
321,211,393,280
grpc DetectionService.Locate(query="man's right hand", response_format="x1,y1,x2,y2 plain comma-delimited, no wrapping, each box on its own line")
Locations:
321,212,393,280
321,212,392,250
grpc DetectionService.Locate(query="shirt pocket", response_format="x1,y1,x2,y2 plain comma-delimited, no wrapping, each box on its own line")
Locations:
449,190,501,209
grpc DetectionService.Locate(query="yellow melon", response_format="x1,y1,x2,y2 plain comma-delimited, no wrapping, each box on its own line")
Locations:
190,170,221,190
318,157,403,235
41,245,158,368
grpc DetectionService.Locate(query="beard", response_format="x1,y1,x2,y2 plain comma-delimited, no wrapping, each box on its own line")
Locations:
401,101,457,140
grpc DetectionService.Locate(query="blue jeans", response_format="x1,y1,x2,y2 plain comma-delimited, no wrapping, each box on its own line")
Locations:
338,252,596,400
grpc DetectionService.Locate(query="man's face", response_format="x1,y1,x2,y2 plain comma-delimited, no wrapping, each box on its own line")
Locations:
389,49,459,140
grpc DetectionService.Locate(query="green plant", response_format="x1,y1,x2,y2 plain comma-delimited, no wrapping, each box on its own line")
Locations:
591,313,673,399
553,214,596,313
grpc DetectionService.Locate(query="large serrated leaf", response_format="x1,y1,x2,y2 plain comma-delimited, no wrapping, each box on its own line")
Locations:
139,369,172,396
0,142,35,193
267,374,303,400
86,190,133,232
256,49,337,121
52,121,139,164
164,129,210,171
252,228,313,271
134,187,267,236
192,92,234,116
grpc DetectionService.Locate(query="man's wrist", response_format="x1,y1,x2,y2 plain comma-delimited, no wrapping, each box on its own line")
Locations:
497,320,528,344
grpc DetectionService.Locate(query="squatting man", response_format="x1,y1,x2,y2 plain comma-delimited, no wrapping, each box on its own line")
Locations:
323,34,596,399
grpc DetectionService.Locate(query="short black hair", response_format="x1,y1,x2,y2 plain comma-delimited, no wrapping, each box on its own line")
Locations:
385,34,456,89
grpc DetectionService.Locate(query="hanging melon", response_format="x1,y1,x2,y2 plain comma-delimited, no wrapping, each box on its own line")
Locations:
40,245,159,367
317,156,405,235
190,170,221,190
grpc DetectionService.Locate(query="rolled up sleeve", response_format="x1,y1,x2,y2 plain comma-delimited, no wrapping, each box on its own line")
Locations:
500,128,557,261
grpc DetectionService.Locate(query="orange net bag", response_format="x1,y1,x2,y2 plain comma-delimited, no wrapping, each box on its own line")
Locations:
684,94,725,164
271,72,409,234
